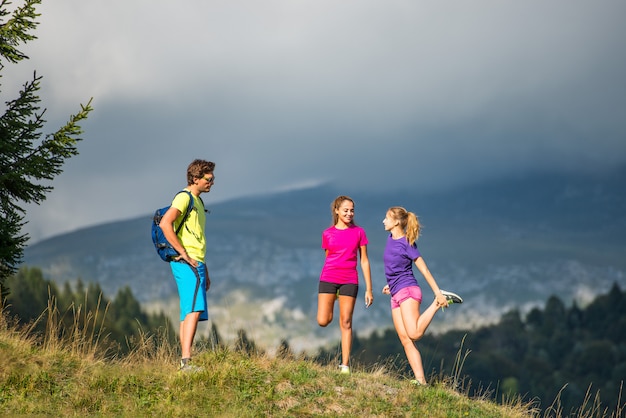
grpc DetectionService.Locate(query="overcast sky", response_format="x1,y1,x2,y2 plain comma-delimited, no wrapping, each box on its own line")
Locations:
4,0,625,242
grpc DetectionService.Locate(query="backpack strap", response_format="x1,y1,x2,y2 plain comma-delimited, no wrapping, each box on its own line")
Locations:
174,190,194,235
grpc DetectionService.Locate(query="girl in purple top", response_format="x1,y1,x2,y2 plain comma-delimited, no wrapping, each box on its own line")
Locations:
318,196,374,374
381,206,463,385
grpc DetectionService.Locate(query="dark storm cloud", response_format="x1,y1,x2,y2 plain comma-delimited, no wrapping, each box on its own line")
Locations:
5,0,623,241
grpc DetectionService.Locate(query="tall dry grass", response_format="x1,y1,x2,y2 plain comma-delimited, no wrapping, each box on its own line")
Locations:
0,295,623,417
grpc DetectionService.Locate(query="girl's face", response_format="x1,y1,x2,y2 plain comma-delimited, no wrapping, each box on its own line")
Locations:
335,200,354,226
383,211,398,231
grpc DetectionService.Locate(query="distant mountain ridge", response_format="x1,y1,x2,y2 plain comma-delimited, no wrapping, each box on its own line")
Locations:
22,167,626,352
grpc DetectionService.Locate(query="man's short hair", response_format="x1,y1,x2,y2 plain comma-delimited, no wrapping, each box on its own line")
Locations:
187,159,215,185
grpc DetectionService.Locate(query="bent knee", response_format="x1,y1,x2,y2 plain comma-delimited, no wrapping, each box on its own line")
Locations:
317,315,332,327
407,330,425,341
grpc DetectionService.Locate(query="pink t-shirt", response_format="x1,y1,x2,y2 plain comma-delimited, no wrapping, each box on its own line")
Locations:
319,224,369,285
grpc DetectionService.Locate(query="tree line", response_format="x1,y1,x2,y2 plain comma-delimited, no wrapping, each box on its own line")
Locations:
3,266,176,355
4,266,624,414
2,266,262,359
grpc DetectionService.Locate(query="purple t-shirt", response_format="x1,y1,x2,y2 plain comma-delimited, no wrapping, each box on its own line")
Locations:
383,234,422,296
320,224,368,285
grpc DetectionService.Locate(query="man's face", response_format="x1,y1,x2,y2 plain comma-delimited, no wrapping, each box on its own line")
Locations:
198,173,215,192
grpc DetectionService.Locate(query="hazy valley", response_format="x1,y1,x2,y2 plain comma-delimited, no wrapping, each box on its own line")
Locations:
22,167,626,353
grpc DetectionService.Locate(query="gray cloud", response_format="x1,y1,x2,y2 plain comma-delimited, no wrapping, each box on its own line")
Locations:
5,0,624,242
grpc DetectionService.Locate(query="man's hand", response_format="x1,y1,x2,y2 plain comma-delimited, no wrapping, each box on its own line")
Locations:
176,252,198,268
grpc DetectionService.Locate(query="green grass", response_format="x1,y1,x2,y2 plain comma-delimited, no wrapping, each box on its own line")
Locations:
0,304,620,417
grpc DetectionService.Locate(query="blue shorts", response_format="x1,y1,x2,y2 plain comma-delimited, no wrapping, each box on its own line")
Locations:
390,285,422,309
170,261,209,322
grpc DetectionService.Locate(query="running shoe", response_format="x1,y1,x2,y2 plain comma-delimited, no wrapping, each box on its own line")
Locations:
339,364,350,374
179,363,203,373
179,359,203,373
441,290,463,305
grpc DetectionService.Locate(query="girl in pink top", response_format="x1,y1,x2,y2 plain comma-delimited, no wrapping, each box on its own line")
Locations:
317,195,374,374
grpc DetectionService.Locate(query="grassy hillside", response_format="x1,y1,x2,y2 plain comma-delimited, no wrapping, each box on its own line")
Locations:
0,310,540,418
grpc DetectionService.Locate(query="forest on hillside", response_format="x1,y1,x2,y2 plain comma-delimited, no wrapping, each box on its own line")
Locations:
4,267,625,415
3,267,177,355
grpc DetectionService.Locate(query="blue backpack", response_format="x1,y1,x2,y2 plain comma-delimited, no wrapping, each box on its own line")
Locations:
151,190,194,262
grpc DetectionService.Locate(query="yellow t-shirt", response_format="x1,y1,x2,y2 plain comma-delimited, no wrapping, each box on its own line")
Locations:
171,190,206,263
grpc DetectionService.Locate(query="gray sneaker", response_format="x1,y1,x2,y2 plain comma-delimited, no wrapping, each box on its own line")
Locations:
179,359,203,373
440,290,463,305
179,363,203,373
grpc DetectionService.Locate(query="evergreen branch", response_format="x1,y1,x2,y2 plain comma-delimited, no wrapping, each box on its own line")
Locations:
0,0,41,64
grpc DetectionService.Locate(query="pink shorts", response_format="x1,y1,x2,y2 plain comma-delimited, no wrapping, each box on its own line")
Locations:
390,285,422,309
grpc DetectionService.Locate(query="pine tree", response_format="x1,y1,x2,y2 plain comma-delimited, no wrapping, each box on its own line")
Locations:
4,265,58,324
0,0,93,296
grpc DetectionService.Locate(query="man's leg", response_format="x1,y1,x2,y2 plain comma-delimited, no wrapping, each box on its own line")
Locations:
181,311,202,359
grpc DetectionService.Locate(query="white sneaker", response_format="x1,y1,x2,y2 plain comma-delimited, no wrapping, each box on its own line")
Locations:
440,290,463,305
339,364,350,374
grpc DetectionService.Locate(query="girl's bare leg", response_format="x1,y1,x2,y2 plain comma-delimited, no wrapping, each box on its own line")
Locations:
338,295,356,366
317,293,337,327
392,306,426,384
399,298,440,341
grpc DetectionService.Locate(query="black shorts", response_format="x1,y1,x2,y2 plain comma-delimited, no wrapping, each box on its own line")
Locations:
318,281,359,298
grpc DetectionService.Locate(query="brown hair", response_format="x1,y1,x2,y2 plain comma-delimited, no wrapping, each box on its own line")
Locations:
388,206,421,246
187,159,216,185
331,195,355,226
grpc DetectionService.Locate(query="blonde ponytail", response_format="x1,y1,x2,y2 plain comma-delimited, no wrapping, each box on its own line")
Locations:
388,206,421,246
406,211,421,246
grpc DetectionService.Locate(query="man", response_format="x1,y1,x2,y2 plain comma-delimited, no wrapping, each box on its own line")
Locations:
159,159,215,371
